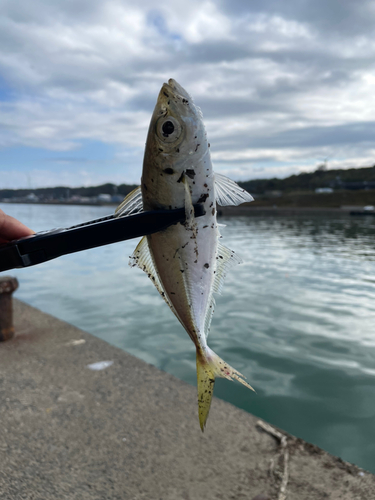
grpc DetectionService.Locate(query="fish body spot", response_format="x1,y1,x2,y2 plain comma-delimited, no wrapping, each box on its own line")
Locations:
197,193,209,203
185,169,196,179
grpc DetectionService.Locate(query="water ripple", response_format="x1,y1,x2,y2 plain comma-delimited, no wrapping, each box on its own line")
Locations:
2,204,375,471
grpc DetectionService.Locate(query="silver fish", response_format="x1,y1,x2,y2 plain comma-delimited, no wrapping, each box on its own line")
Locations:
116,79,254,430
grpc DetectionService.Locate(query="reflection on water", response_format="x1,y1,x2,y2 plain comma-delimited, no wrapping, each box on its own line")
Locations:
2,204,375,472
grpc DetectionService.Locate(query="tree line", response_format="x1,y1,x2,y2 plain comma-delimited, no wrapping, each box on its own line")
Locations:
1,165,375,200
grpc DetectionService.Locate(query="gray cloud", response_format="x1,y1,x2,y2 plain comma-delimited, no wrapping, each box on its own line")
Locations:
219,0,375,36
0,0,374,187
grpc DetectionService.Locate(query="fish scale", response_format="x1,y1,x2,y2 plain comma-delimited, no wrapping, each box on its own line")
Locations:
116,78,254,430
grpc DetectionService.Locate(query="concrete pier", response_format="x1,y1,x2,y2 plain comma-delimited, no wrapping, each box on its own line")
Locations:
0,299,374,500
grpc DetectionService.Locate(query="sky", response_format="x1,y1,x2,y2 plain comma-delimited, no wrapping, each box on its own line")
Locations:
1,0,375,188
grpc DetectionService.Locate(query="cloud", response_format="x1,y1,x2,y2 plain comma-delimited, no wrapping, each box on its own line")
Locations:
0,0,374,187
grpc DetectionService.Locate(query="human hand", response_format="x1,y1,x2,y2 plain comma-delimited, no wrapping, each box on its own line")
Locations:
0,209,34,245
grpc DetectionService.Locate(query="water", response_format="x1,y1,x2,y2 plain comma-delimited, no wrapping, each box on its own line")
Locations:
2,203,375,472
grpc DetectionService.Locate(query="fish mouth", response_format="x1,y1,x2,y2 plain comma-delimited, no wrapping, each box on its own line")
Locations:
168,79,191,100
159,79,192,103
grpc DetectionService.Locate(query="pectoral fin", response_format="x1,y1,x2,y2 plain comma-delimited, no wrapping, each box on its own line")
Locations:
182,174,195,228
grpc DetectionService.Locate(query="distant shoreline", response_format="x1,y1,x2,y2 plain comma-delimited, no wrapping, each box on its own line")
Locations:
217,205,373,216
1,200,373,216
0,200,116,207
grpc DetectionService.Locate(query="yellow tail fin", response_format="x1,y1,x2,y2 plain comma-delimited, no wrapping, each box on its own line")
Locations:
196,347,255,431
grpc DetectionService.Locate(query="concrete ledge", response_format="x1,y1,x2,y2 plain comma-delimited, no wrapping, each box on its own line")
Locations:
0,299,373,500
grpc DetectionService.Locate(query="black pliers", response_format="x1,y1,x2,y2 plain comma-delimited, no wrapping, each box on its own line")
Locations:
0,205,205,272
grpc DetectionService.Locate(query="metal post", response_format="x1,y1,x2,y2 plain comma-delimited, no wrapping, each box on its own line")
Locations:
0,276,19,342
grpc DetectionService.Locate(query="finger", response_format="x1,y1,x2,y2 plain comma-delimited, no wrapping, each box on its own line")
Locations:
0,209,35,242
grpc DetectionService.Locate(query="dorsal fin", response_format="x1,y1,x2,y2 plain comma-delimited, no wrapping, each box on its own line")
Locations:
214,173,253,206
115,186,143,217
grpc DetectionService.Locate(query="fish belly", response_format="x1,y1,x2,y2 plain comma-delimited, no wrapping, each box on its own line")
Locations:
147,216,217,345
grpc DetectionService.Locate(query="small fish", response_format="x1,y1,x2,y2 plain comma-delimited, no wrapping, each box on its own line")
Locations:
116,79,254,430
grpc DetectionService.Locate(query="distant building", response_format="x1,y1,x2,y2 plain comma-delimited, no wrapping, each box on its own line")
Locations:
330,180,375,190
315,188,333,194
97,194,112,202
264,190,282,197
26,193,39,201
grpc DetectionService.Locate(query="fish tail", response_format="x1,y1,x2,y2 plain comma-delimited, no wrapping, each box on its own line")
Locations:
196,346,255,431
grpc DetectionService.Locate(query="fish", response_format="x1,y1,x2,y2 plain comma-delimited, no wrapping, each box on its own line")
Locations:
115,79,254,430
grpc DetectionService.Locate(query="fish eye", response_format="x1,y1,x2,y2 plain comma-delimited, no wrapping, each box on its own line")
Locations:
162,121,174,135
156,116,181,143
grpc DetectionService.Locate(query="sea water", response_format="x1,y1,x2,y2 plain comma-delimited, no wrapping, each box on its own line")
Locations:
2,203,375,472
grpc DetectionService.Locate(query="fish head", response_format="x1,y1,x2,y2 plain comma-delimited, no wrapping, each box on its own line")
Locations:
143,79,208,177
